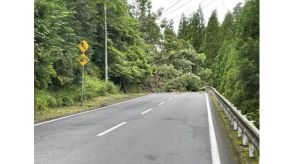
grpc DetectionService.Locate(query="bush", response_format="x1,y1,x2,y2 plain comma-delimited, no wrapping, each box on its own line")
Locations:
34,76,120,111
84,76,120,98
61,95,74,106
34,89,49,111
84,76,107,97
105,81,119,94
46,94,58,107
50,86,79,106
164,73,202,92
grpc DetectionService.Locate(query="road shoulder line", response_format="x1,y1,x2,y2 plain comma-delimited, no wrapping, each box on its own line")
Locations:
206,93,221,164
35,94,150,126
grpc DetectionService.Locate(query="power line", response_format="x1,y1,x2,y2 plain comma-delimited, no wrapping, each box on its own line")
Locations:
162,0,183,14
202,0,217,8
172,0,217,23
162,0,210,20
168,9,198,23
156,0,218,31
162,0,194,17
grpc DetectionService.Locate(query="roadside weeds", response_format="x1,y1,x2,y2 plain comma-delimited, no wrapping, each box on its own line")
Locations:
34,93,148,124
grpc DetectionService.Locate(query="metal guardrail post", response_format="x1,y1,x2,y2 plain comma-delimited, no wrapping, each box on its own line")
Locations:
237,127,243,137
233,120,238,130
231,117,234,126
249,143,255,157
242,132,248,145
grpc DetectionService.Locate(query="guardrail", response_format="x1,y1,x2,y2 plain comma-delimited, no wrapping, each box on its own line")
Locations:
203,86,259,158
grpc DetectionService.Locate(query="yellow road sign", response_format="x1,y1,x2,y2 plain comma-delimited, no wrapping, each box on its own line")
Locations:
79,53,89,66
78,40,89,52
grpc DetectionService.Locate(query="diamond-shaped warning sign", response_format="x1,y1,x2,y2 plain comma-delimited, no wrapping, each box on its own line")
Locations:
79,53,89,66
78,40,89,53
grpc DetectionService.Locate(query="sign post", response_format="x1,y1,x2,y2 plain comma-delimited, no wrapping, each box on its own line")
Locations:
81,65,84,106
78,40,90,106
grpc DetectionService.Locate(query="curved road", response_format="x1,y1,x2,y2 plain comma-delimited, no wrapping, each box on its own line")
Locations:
35,92,239,164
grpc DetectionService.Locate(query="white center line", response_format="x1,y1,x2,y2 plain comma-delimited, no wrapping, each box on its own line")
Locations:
158,101,166,106
205,93,221,164
140,108,153,115
97,122,127,137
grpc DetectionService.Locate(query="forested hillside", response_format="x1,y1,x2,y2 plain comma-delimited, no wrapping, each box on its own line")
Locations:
178,0,259,127
34,0,259,127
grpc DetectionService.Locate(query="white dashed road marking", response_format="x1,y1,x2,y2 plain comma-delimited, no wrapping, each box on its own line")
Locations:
158,102,166,106
97,122,127,137
140,108,153,115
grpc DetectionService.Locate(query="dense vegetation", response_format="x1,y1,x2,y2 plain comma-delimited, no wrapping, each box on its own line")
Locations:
34,0,259,127
178,0,259,127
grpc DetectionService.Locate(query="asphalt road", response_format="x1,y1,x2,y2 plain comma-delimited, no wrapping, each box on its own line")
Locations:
35,92,239,164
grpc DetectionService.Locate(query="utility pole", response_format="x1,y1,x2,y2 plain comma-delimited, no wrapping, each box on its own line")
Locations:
104,2,108,82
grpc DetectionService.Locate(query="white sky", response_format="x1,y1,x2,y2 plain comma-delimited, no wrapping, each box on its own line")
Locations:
128,0,244,33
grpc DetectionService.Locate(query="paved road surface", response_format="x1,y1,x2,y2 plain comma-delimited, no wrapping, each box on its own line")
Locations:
35,92,239,164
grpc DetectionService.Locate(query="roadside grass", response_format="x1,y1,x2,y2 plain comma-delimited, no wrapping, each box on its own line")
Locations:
209,93,259,164
34,93,148,124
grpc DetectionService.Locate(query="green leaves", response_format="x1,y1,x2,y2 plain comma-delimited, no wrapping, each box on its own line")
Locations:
164,73,202,92
176,0,259,126
200,10,220,67
35,0,152,92
35,0,79,89
34,0,259,128
178,5,205,51
204,0,259,127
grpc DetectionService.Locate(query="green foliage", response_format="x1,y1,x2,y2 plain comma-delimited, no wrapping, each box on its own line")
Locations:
84,76,119,98
178,5,205,51
219,12,235,42
34,0,79,89
198,68,212,83
136,0,162,45
34,90,49,111
34,0,259,128
35,0,151,102
200,10,220,67
164,73,202,92
209,0,259,127
154,65,181,79
176,0,259,126
34,77,119,111
146,25,207,91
